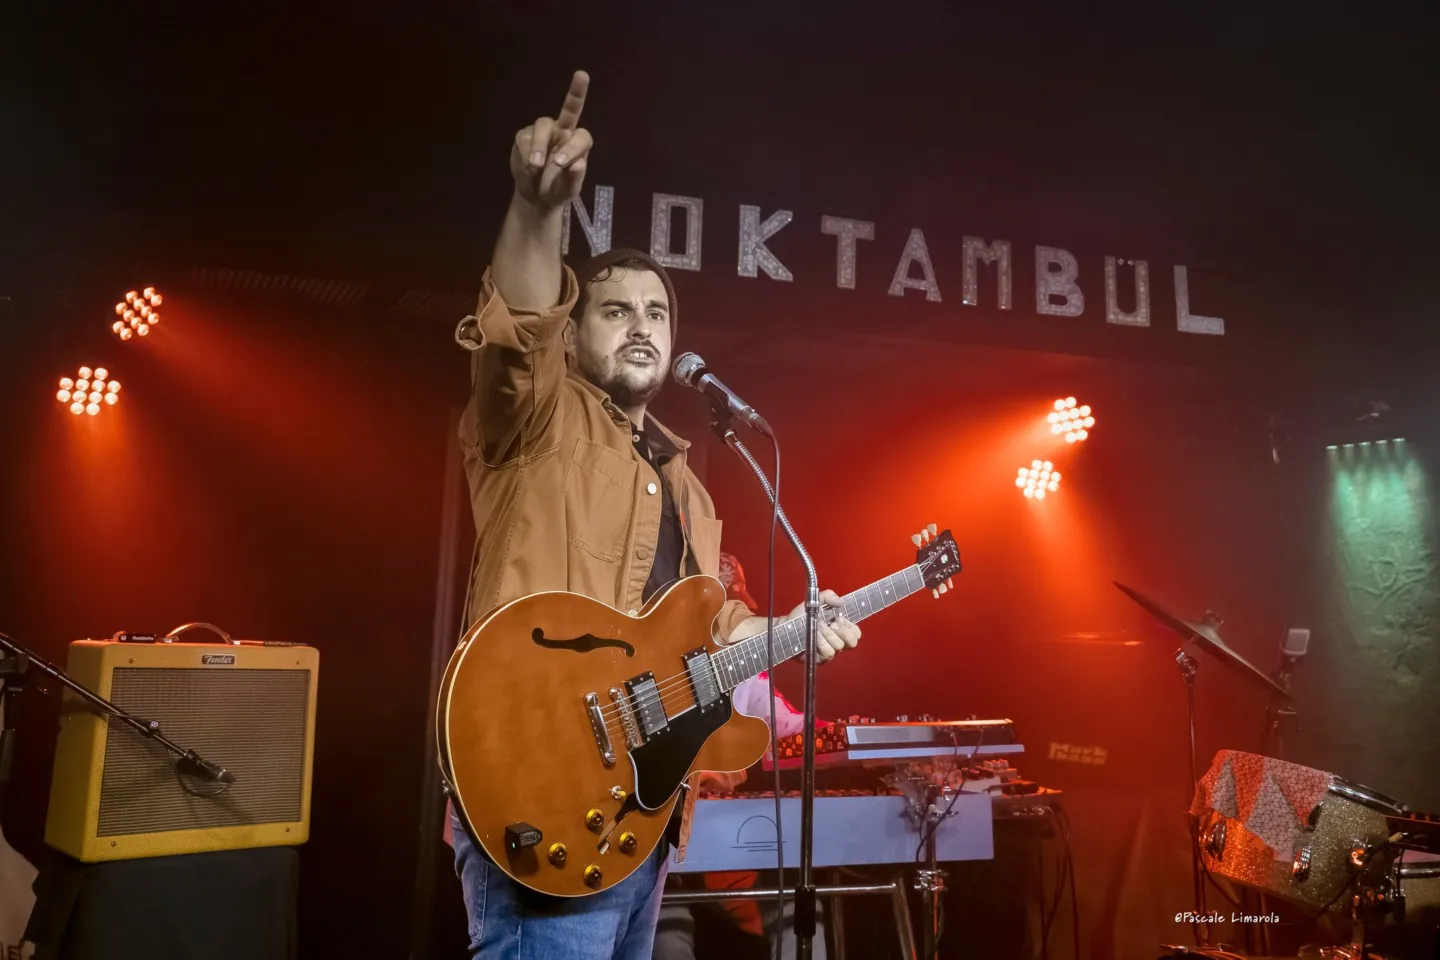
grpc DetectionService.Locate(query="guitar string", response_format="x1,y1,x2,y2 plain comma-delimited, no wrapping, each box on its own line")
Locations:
592,563,934,726
592,570,910,723
592,564,942,745
592,564,932,724
593,571,933,745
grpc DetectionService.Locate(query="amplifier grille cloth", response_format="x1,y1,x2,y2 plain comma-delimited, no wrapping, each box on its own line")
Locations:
98,668,310,836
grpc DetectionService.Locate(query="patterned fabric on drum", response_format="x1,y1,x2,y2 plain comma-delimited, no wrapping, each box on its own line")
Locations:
1190,750,1332,861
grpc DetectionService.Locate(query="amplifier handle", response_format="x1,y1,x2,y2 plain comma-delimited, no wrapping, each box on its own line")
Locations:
162,623,240,646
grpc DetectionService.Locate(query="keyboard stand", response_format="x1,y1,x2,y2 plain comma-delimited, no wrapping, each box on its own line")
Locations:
660,870,917,960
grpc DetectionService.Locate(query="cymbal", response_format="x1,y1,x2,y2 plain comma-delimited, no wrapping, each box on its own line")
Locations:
1113,582,1291,699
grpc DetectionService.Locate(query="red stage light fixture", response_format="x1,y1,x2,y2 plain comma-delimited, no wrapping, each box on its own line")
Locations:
57,366,121,416
1047,396,1094,443
1016,460,1061,499
112,286,163,341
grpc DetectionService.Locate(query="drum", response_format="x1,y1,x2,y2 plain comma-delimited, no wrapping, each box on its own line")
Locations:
1193,751,1406,913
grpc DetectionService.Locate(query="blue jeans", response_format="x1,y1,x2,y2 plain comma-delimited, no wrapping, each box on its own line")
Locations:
451,810,669,960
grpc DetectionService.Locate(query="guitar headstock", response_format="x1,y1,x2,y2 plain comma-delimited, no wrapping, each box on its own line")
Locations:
911,523,961,598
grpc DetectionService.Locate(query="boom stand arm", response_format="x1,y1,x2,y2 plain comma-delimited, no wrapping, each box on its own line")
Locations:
710,412,823,960
0,630,235,807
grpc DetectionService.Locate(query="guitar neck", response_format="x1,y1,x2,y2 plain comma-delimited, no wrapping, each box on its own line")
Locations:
710,565,927,693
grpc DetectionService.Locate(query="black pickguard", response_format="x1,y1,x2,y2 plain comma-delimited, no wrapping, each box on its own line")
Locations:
629,696,733,810
530,627,635,656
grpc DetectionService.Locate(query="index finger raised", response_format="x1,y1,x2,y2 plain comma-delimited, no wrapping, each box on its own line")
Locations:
555,70,590,131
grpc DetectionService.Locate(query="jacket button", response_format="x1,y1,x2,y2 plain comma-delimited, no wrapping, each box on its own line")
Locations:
646,482,658,495
636,547,650,560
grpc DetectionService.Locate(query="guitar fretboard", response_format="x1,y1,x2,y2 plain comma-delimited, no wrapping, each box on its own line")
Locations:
709,565,926,693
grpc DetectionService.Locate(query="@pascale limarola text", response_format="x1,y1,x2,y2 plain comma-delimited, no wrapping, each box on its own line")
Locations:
1175,911,1280,924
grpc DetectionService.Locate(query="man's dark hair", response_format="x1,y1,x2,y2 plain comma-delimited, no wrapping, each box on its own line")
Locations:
571,248,678,334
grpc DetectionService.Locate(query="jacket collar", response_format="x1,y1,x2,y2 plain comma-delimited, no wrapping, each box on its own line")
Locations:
567,371,691,454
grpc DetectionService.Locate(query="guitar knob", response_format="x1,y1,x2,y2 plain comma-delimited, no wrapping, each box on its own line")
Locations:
618,832,637,854
585,809,604,831
548,843,568,866
610,786,627,802
584,865,603,888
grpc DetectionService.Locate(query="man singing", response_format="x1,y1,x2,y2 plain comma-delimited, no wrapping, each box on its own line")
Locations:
450,70,861,960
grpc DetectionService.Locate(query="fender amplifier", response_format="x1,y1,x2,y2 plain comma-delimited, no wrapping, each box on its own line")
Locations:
45,639,318,862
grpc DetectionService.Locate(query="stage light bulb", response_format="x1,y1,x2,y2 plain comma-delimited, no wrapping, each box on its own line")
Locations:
150,293,163,305
1036,488,1048,500
94,368,107,381
113,321,126,335
1043,461,1053,471
1047,412,1060,423
1024,487,1035,498
139,303,151,317
1048,481,1059,491
107,381,121,393
59,377,74,390
104,392,118,405
1053,399,1066,411
86,403,100,416
1032,459,1042,469
137,324,150,336
1076,429,1088,440
1083,417,1095,428
115,302,126,315
1065,397,1076,408
1051,424,1063,435
57,389,71,402
75,379,90,393
79,366,93,379
125,291,138,303
148,312,160,324
119,328,133,340
1079,405,1091,417
143,287,155,298
70,402,84,415
1065,433,1077,443
1015,477,1026,487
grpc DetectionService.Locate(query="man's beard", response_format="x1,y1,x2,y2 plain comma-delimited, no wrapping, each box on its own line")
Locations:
577,348,665,410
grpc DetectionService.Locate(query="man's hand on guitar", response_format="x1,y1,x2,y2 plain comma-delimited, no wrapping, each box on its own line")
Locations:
510,70,593,210
789,589,861,662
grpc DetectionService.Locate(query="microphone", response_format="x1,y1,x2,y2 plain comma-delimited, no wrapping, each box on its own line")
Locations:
176,751,236,784
672,353,773,437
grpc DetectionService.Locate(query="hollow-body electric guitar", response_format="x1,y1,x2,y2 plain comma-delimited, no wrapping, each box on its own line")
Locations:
437,524,962,897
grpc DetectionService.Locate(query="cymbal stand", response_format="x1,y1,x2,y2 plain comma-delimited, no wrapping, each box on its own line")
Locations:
1175,646,1210,947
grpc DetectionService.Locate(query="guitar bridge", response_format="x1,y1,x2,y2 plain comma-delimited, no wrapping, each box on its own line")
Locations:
610,687,642,749
584,692,616,767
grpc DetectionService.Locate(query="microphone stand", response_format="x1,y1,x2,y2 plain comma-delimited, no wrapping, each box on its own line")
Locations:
0,630,235,808
708,409,823,960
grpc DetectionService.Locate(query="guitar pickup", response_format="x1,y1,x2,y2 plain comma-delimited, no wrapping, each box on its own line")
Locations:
623,671,667,739
681,648,720,711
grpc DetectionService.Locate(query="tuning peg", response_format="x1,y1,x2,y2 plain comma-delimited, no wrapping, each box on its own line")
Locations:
921,529,931,544
946,578,954,590
938,583,948,595
927,523,937,536
931,588,940,599
912,533,922,547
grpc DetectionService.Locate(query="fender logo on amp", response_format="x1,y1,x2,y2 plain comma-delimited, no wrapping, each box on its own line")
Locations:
201,654,235,665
